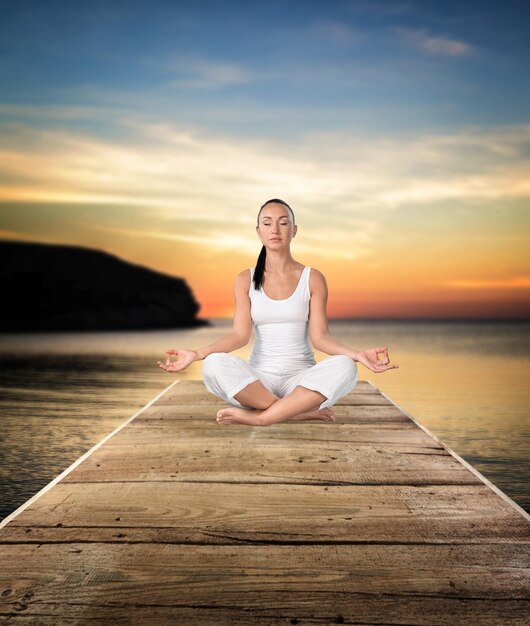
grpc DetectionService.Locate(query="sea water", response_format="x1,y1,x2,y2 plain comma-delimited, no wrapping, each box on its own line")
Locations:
1,319,528,519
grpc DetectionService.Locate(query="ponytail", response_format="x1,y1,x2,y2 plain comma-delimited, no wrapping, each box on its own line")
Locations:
253,244,267,291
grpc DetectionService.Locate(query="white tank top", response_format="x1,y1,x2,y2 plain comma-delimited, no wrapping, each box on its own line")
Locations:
247,265,316,375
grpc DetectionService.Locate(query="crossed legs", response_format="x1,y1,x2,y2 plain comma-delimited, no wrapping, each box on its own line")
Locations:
202,353,350,427
216,379,335,426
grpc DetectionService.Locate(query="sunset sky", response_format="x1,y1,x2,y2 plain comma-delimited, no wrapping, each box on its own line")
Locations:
1,0,529,319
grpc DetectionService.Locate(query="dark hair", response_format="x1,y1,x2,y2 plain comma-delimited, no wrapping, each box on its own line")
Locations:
253,198,296,291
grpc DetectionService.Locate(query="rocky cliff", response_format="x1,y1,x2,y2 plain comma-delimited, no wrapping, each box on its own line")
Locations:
0,240,210,331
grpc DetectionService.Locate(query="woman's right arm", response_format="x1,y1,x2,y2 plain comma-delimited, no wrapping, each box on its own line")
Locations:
159,270,253,371
193,330,247,361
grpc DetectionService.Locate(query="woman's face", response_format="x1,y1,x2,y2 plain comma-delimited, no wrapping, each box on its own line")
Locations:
256,203,296,248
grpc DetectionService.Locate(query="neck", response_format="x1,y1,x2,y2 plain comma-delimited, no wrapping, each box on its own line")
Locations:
264,250,299,273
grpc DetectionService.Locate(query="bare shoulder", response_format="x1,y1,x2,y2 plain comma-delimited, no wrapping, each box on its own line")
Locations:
234,268,252,293
309,267,327,292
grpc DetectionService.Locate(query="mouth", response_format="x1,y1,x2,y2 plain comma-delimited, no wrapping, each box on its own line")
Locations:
270,238,281,241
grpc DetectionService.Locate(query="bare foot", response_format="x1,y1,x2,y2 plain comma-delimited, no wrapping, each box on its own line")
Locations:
286,407,336,422
216,407,264,425
215,406,336,426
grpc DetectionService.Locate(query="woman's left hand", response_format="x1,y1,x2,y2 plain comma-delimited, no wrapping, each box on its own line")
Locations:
354,347,399,373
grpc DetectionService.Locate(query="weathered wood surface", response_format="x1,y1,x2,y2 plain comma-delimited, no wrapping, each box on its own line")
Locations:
0,378,529,625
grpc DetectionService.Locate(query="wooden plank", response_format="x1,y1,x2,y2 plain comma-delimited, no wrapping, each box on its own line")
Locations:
3,482,528,544
58,440,481,485
1,600,529,626
0,544,528,624
103,422,440,448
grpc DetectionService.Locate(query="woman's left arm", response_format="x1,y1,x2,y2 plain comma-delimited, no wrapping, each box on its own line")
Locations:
308,269,399,373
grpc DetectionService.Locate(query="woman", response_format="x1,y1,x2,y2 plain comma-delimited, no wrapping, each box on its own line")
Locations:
158,198,398,426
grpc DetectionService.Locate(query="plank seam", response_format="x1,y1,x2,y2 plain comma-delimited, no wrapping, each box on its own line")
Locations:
0,379,181,529
2,538,529,546
369,380,530,522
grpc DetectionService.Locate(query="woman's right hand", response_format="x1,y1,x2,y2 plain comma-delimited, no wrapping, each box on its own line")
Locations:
157,348,198,372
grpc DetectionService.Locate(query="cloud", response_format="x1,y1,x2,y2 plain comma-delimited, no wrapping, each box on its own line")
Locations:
163,57,252,89
87,223,268,257
395,27,475,57
2,119,529,209
0,117,529,262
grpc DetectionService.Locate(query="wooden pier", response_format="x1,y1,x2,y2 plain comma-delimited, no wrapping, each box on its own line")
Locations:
1,378,529,624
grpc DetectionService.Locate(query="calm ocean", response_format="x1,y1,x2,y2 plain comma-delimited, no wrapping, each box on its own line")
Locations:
1,319,529,520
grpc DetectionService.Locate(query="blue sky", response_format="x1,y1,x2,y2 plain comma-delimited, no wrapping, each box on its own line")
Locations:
1,0,529,318
2,0,529,138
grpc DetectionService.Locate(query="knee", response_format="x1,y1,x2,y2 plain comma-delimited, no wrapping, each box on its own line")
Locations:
202,352,229,377
332,355,358,385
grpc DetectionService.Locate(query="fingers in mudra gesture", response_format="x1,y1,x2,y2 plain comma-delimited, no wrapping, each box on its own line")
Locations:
356,346,399,373
157,348,197,372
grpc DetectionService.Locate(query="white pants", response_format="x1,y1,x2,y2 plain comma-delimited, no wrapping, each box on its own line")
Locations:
202,353,358,410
